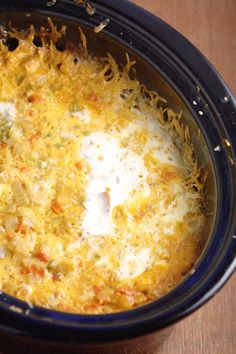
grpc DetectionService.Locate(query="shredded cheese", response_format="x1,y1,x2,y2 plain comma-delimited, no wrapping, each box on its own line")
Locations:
0,23,206,314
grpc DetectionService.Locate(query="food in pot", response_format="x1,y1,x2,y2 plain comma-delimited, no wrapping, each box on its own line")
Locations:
0,22,206,313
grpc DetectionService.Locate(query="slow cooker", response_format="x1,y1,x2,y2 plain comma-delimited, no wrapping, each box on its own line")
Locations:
0,0,235,349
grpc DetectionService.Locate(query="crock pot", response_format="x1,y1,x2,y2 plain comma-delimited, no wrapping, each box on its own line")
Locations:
0,0,235,348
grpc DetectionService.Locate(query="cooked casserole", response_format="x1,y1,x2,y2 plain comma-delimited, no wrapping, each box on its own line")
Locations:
0,22,205,314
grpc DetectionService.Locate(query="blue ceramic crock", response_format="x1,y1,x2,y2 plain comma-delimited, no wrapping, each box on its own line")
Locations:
0,0,235,346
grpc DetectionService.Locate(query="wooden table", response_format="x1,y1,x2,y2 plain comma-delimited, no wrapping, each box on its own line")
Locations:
0,1,235,354
133,0,236,96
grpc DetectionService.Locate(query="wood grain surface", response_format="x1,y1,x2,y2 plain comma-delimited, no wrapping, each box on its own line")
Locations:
133,0,236,95
0,1,235,354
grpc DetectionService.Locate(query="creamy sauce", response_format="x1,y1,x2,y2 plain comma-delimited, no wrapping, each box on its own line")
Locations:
116,247,151,280
0,32,205,313
0,101,16,121
79,112,192,279
81,132,148,236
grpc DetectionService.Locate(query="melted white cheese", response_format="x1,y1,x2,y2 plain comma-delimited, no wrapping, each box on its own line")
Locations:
116,247,151,280
161,194,190,223
121,115,182,166
0,102,16,121
0,247,6,259
79,112,192,280
81,132,148,236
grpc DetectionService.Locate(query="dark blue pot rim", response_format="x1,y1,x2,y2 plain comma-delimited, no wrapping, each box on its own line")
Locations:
0,0,235,344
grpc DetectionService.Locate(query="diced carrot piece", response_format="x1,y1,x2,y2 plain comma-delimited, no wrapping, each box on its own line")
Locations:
36,267,45,277
75,161,82,169
21,266,31,275
28,131,41,144
30,265,37,271
36,250,50,262
88,92,98,101
16,219,30,234
117,287,136,296
87,302,101,310
51,201,64,214
21,265,45,277
6,232,14,241
16,219,23,233
30,265,45,277
28,94,43,104
19,166,28,173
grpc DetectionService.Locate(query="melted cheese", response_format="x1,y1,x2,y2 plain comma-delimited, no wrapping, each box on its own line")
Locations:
0,31,205,314
72,108,91,123
81,132,148,236
0,102,16,121
116,247,151,280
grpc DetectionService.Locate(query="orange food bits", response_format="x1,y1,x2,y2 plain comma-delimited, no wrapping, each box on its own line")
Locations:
163,170,179,180
16,219,23,233
16,219,30,234
75,161,82,169
21,265,45,277
6,232,14,241
22,224,30,235
28,131,41,144
36,267,45,277
19,166,28,173
36,250,50,262
88,92,98,101
117,287,136,296
51,201,64,214
27,94,43,104
20,266,30,275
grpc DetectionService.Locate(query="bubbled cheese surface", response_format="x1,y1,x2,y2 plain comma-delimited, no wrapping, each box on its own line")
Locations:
0,32,205,313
